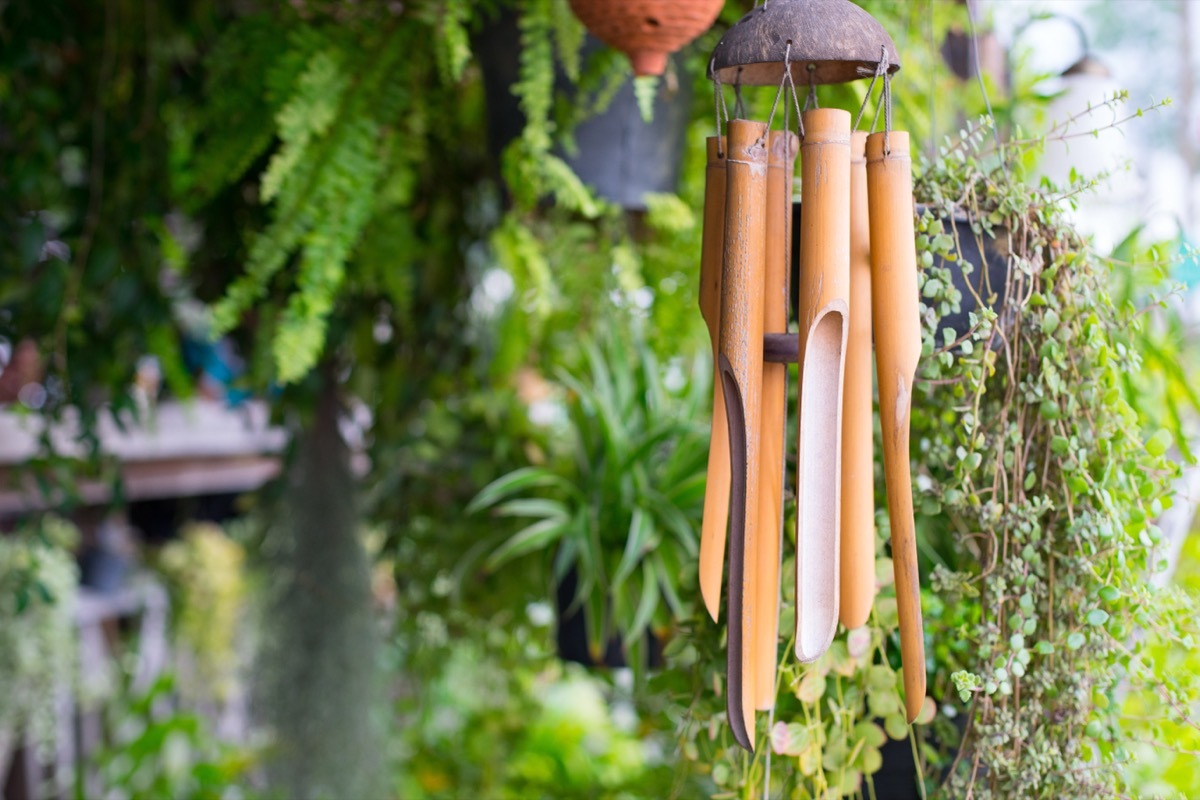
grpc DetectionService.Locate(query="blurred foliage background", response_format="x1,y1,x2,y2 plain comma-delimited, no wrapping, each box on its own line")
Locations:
1,0,1198,798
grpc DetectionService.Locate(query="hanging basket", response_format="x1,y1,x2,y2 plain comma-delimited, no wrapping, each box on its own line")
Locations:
567,0,724,76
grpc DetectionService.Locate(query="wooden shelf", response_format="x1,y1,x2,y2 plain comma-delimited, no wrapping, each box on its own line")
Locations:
0,400,287,515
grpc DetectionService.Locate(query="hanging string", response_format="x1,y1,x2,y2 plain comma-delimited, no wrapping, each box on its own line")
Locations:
801,63,819,111
734,69,747,119
763,42,793,137
853,46,890,131
712,56,729,156
965,0,1007,174
883,72,893,155
783,56,805,139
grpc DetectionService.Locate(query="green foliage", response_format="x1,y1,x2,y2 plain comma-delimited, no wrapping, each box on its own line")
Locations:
1120,530,1200,796
394,610,684,799
89,674,259,800
157,523,248,704
1107,226,1200,462
192,21,400,383
0,0,201,434
470,329,708,675
0,517,80,752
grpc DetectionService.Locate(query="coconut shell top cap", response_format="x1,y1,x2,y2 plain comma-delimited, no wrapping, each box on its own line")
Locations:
710,0,900,87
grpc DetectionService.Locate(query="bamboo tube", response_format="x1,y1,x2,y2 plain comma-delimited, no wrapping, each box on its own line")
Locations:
699,136,730,623
840,131,876,630
720,119,768,751
865,130,926,723
794,108,851,663
754,129,797,711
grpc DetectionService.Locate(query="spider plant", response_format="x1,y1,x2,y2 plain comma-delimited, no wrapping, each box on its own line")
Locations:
468,331,709,674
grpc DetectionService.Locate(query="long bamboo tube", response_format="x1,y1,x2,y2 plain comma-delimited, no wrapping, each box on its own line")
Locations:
699,136,730,623
754,129,797,711
794,108,851,663
840,131,876,630
720,119,768,751
865,130,926,723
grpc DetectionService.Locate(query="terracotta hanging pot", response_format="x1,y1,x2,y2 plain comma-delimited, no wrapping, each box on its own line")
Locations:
568,0,724,77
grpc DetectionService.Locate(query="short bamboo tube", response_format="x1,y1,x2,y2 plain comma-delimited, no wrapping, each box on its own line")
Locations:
866,130,926,723
840,131,876,630
719,119,768,750
795,108,851,663
754,129,797,711
699,136,730,623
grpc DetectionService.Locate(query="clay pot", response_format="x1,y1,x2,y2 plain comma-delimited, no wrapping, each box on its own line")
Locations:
568,0,724,76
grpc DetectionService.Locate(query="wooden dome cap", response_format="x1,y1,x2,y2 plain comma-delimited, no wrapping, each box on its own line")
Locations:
710,0,900,87
568,0,725,77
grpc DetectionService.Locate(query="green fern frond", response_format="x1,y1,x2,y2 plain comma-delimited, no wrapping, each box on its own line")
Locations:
434,0,473,83
261,49,348,203
550,0,585,83
514,0,556,156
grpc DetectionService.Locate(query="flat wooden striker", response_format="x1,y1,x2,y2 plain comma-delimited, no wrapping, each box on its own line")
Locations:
840,130,876,630
754,129,798,711
699,137,730,624
866,130,926,723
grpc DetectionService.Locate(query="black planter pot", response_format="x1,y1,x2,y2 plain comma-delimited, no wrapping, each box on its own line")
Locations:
787,202,1010,343
555,565,664,669
874,736,924,800
475,9,693,211
929,211,1010,344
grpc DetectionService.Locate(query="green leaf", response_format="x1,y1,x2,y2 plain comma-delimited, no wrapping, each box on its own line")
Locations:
613,507,655,588
884,713,908,740
1086,609,1109,626
853,721,887,748
868,665,896,691
485,517,568,569
796,672,827,704
1035,640,1055,655
1146,428,1172,457
467,467,567,514
633,75,658,123
771,722,811,756
1067,632,1086,650
623,560,659,647
494,498,568,520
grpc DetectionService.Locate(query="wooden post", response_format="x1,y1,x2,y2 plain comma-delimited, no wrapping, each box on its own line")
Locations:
795,108,851,663
840,130,876,630
754,129,797,710
719,118,769,751
699,136,730,623
866,130,926,723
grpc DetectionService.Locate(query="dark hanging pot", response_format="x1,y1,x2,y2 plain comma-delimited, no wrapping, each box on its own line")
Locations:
927,210,1011,346
475,8,694,211
789,203,1010,345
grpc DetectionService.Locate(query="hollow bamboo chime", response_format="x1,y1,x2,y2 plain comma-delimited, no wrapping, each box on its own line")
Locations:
697,0,926,752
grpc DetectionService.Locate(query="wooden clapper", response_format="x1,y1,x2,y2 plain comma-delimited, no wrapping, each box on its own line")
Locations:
698,0,927,752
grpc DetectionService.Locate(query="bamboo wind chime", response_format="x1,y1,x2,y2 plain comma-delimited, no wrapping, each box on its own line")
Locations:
696,0,927,752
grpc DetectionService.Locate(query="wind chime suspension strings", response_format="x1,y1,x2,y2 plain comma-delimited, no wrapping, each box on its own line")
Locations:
801,63,820,112
883,72,893,155
784,58,805,140
712,56,730,155
853,46,891,132
762,42,794,138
